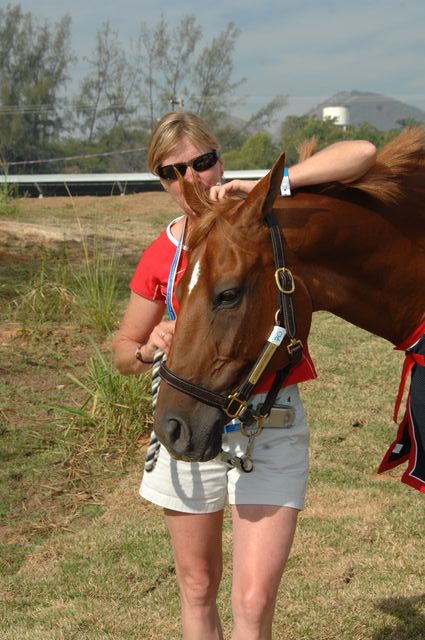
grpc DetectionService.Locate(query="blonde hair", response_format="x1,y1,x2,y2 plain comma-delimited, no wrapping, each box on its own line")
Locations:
147,112,220,174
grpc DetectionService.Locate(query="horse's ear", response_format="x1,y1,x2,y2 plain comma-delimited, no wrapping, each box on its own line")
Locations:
240,152,286,221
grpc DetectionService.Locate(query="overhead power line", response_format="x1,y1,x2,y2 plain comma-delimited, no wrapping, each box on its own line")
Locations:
6,146,147,167
1,93,425,118
0,102,138,115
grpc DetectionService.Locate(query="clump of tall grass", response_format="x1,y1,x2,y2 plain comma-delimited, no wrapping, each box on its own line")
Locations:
11,248,75,329
72,236,119,337
58,337,152,456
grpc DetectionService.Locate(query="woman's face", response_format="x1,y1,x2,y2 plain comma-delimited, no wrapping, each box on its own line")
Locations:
158,137,223,217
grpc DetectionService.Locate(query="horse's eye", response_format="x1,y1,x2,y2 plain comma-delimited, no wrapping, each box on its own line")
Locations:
214,287,243,309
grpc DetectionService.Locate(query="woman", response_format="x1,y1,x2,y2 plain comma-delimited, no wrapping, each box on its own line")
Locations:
112,112,376,640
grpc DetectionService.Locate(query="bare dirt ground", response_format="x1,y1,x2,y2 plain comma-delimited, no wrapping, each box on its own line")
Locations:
0,191,176,251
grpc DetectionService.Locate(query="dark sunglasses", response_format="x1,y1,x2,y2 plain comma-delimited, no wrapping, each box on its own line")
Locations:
157,150,220,181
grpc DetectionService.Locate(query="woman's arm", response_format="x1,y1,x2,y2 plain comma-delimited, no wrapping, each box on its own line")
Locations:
289,140,377,187
209,139,377,200
112,292,175,375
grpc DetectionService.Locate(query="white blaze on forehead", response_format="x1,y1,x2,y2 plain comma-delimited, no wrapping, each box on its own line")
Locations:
188,259,201,296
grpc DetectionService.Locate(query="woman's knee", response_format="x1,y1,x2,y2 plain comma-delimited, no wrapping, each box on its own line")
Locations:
232,587,276,628
177,563,222,607
165,509,224,606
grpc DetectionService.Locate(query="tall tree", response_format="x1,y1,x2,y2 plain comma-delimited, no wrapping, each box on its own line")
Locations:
137,21,163,131
134,16,244,133
155,15,202,110
188,22,243,128
76,22,141,142
244,95,288,133
0,4,73,168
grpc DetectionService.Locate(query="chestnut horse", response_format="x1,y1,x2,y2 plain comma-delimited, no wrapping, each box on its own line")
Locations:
153,127,425,489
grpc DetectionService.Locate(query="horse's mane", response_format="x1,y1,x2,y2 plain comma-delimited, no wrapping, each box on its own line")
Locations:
300,126,425,204
187,126,425,249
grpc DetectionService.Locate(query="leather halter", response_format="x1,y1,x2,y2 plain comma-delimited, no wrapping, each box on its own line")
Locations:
159,212,304,425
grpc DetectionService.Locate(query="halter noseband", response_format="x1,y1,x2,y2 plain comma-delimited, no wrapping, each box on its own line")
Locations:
159,212,304,426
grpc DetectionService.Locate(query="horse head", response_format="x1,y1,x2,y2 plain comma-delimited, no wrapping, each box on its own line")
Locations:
153,154,313,462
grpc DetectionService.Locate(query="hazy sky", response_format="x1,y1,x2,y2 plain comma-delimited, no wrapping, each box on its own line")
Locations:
13,0,425,119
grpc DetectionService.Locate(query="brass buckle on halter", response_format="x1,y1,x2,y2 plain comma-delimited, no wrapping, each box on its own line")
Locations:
224,394,248,419
287,338,303,356
275,267,295,294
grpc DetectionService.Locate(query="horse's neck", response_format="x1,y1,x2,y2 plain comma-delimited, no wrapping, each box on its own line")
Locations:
276,193,425,345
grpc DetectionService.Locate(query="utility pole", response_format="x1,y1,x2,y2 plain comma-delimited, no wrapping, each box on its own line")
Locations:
169,96,184,111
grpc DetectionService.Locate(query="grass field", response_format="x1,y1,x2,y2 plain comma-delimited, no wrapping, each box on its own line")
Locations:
0,193,424,639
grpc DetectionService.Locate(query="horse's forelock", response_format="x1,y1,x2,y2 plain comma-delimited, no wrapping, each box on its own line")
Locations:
187,197,241,250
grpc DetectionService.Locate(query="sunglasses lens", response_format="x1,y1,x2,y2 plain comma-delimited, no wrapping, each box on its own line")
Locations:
193,151,218,172
174,163,188,177
158,163,188,180
158,165,177,180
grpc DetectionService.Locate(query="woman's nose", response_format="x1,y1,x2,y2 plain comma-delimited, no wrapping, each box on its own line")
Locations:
184,167,198,184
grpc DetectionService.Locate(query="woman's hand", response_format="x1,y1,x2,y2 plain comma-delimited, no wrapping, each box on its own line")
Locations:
112,295,175,374
144,319,176,359
209,179,259,202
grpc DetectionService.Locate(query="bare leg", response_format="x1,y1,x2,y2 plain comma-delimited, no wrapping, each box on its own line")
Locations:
164,508,225,640
230,504,299,640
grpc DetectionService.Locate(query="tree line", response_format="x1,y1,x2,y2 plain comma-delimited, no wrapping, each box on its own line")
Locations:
0,4,414,174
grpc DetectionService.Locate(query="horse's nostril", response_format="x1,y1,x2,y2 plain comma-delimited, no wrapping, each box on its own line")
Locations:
166,418,182,444
161,415,193,457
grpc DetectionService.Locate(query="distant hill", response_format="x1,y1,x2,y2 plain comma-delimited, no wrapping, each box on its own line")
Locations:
309,90,425,131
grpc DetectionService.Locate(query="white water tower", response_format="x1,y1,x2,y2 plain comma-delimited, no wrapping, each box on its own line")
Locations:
322,106,350,129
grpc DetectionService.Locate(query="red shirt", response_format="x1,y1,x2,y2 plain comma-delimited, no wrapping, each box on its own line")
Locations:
130,218,187,313
130,218,317,389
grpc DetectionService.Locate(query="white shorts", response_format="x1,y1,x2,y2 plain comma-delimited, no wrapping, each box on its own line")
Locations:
140,385,309,513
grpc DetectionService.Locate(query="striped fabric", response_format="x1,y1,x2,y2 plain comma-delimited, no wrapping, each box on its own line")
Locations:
379,326,425,493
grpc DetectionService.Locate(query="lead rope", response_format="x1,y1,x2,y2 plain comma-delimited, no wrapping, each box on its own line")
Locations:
144,349,164,473
144,218,187,473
